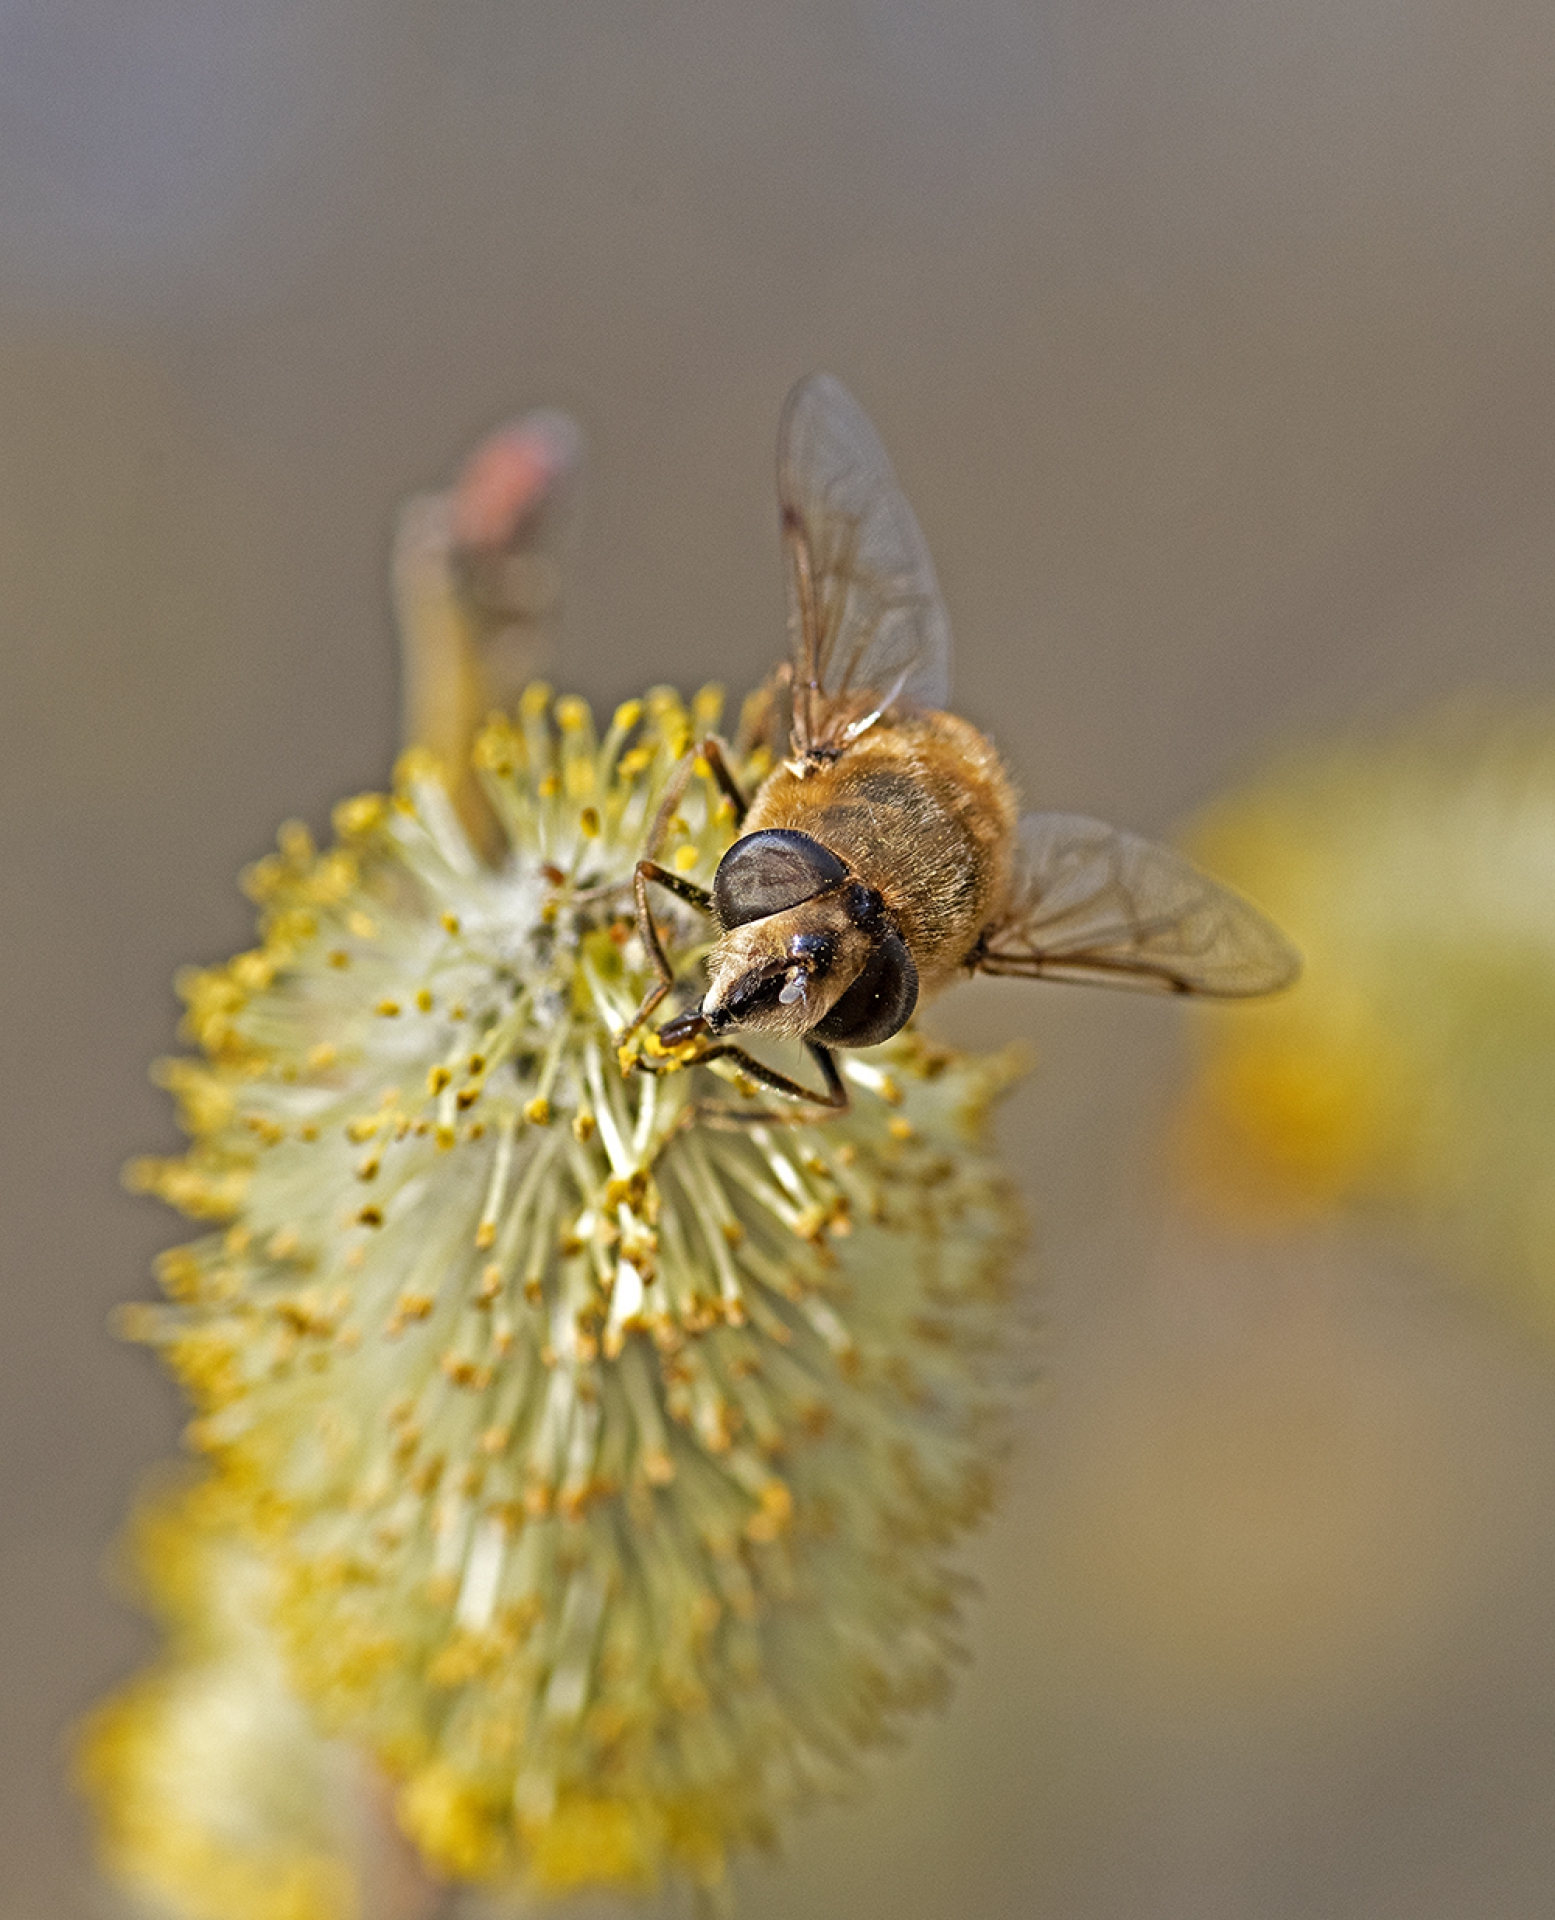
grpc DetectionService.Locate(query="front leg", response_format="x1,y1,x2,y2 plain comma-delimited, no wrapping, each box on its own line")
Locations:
639,1023,850,1122
699,1037,848,1112
643,735,750,860
697,736,750,827
621,860,716,1044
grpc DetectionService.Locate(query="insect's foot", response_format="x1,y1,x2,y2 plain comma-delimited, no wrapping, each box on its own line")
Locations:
617,1021,707,1079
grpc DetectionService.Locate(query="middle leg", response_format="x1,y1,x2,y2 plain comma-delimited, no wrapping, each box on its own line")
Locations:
621,860,716,1044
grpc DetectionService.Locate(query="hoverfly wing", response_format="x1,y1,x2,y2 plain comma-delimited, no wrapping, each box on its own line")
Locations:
778,373,953,757
976,812,1300,997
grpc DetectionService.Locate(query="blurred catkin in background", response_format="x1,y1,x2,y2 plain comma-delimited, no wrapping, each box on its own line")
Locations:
1181,705,1555,1342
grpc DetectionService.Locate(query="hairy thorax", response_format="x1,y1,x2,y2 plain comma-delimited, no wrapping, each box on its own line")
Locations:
742,709,1020,1000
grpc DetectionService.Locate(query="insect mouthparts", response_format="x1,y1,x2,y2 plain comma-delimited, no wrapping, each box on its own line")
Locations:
778,970,808,1007
659,1006,712,1045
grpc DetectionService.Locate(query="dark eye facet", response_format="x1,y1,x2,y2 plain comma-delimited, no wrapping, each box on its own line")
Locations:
812,929,919,1047
713,830,850,928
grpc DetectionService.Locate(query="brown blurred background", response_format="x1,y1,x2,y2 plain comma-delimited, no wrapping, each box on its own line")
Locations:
9,4,1555,1916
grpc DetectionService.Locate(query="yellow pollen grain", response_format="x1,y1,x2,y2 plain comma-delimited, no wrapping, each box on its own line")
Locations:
428,1066,453,1096
357,1205,384,1228
305,1042,337,1070
333,791,388,838
617,746,653,778
441,911,461,935
538,773,561,800
416,988,434,1013
611,698,644,732
572,1111,596,1142
888,1117,915,1141
231,950,274,991
327,949,350,969
673,845,700,874
745,1478,794,1542
377,1000,402,1018
525,1097,552,1126
278,818,313,859
477,1265,502,1302
579,807,601,839
347,911,378,940
347,1117,381,1142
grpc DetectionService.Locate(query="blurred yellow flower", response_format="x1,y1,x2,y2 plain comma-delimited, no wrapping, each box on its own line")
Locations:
1177,702,1555,1332
98,683,1025,1909
76,1475,363,1920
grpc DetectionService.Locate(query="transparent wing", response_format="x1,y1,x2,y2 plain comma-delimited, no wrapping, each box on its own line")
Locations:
778,373,953,756
976,813,1300,997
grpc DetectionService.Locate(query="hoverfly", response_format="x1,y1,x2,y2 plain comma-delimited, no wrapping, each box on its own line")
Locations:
623,374,1298,1112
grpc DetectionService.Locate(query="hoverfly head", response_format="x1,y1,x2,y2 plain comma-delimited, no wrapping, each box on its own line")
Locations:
701,831,917,1046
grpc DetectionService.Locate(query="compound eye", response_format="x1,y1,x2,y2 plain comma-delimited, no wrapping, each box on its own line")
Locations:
811,928,920,1048
713,830,849,928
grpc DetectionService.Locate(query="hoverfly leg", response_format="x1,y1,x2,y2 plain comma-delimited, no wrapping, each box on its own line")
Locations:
621,860,716,1044
697,736,750,827
691,1038,850,1124
807,1041,849,1111
645,735,747,858
642,752,698,862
